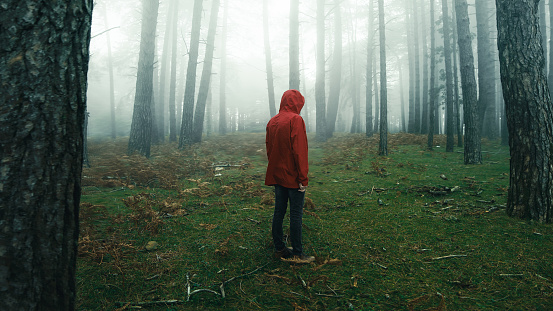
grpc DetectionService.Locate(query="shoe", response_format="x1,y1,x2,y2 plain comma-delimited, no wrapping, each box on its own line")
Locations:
283,253,315,264
274,246,293,259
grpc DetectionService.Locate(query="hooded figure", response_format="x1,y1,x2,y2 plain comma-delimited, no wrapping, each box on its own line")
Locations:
265,89,314,263
265,89,309,188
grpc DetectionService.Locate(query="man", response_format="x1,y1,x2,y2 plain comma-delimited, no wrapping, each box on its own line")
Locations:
265,89,315,263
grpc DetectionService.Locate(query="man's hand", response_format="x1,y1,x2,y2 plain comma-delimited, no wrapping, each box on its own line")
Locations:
298,183,307,192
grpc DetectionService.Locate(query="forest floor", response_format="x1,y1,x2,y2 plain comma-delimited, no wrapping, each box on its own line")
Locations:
77,133,553,311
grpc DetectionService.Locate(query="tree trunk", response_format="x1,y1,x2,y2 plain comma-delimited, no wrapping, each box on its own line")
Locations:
427,0,437,150
452,3,463,147
128,0,159,157
539,0,547,73
399,58,407,132
497,0,553,223
192,0,220,143
0,1,92,309
157,0,173,142
442,0,455,152
103,5,117,139
315,0,327,141
413,0,421,133
327,0,343,137
476,0,497,139
405,0,415,133
263,0,277,118
420,0,430,134
289,0,300,90
455,0,481,164
179,0,203,148
168,0,179,142
365,0,374,137
378,0,388,156
549,0,553,94
348,4,360,134
373,56,380,133
219,0,228,135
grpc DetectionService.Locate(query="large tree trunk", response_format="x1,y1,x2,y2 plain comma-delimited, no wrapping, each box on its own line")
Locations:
219,0,228,135
263,0,277,118
365,0,374,137
0,1,92,309
328,0,343,138
476,0,497,139
192,0,220,143
179,0,203,148
315,0,327,141
497,0,553,223
378,0,388,156
455,0,481,164
549,0,553,94
442,0,455,152
289,0,300,90
427,0,437,150
128,0,159,157
168,0,179,142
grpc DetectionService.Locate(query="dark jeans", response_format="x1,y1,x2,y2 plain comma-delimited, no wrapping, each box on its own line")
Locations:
272,184,305,256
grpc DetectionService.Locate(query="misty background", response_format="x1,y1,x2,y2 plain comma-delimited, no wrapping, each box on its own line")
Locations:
86,0,493,138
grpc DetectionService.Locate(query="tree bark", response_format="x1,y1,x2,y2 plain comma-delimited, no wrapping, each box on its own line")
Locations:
455,0,481,164
451,2,463,147
496,0,553,223
442,0,455,152
420,0,430,134
192,0,220,143
289,0,300,90
378,0,388,156
157,0,173,142
413,0,421,133
405,0,415,133
179,0,203,148
0,1,93,309
103,5,117,139
128,0,159,157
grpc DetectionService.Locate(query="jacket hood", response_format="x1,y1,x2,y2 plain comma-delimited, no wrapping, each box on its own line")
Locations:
279,89,305,114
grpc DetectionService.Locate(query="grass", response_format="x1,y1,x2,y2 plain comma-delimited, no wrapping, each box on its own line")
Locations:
77,133,553,310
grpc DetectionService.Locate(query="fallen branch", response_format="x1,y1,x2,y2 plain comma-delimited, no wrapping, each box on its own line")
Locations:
219,263,268,298
500,273,523,277
431,254,467,260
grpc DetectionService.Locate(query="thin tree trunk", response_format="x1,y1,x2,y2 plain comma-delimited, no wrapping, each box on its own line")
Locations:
179,0,203,147
157,0,173,142
399,58,407,132
405,0,415,133
289,0,300,90
497,0,553,223
413,0,421,133
452,2,462,147
103,5,117,139
420,0,430,134
373,56,380,133
442,0,455,152
428,0,437,150
128,0,159,157
168,0,179,142
315,0,327,141
378,0,388,156
365,0,374,137
263,0,277,118
328,0,343,137
192,0,220,143
455,0,481,164
219,0,228,135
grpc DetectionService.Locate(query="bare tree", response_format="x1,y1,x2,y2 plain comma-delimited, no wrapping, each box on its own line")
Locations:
497,0,553,223
365,0,374,137
263,0,277,118
328,0,343,138
219,0,229,135
455,0,481,164
168,0,179,142
427,0,437,150
442,0,455,152
128,0,159,157
315,0,327,141
289,0,300,90
0,1,93,309
378,0,388,156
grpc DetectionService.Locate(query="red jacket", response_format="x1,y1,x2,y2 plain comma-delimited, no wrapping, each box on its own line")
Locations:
265,90,309,188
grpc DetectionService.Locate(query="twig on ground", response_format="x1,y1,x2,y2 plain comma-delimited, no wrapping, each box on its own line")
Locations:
431,254,467,260
500,273,523,277
219,263,268,298
290,291,310,300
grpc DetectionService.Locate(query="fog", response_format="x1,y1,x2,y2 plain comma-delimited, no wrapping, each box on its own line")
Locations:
86,0,486,138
